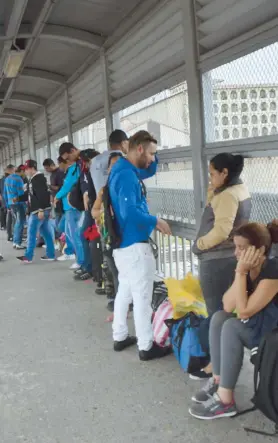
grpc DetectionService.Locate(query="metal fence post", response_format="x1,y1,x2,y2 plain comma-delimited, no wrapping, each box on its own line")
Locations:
181,0,208,229
65,87,73,144
100,49,113,139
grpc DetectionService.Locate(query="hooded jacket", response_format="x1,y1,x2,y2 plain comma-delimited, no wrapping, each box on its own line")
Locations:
108,157,158,248
56,163,80,211
193,178,251,261
18,172,51,214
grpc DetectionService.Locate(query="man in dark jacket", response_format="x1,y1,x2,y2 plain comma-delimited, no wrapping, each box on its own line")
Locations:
16,160,55,264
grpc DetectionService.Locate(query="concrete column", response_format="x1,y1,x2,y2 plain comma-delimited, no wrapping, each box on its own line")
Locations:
100,49,113,139
44,106,51,157
28,120,37,162
65,87,73,144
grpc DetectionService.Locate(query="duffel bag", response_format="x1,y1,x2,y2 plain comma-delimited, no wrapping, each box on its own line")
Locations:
152,300,173,348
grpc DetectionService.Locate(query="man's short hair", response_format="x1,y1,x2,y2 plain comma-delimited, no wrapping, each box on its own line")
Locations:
43,158,55,167
59,142,76,156
16,165,25,173
24,160,37,170
6,164,14,169
109,129,128,146
80,149,99,162
129,130,157,151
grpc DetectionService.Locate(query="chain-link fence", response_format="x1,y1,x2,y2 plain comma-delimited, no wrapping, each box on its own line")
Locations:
203,42,278,143
73,119,107,153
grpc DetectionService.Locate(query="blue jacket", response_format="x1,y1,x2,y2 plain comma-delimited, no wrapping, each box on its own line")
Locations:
108,157,158,248
3,173,25,207
56,163,80,211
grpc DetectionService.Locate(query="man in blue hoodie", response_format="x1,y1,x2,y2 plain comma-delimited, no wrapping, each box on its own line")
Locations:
109,130,171,361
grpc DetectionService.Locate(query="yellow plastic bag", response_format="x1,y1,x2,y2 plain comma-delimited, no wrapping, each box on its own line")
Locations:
165,273,208,319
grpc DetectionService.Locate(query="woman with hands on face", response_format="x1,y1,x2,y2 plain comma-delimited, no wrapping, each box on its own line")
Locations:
189,220,278,421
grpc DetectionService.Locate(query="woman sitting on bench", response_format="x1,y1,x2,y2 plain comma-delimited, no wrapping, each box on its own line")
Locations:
189,220,278,420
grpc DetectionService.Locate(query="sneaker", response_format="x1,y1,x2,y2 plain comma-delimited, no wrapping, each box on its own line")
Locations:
74,267,85,275
41,256,55,261
57,254,75,262
114,336,137,352
95,287,106,295
189,393,237,420
139,342,172,361
14,244,26,250
74,271,92,281
107,300,114,312
70,263,80,270
7,238,13,242
17,256,32,264
191,377,218,403
0,254,3,261
189,370,213,381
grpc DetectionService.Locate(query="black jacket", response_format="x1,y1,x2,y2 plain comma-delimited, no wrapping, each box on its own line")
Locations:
19,172,51,214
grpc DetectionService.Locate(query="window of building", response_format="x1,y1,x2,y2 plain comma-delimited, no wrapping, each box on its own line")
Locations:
230,90,237,99
240,90,247,99
222,116,229,126
223,129,229,139
231,103,238,112
242,128,249,138
214,117,219,126
221,91,227,100
270,89,276,98
213,91,218,100
221,104,228,113
241,103,248,112
261,114,268,124
252,127,259,137
250,89,257,99
270,114,277,123
232,115,239,125
271,126,277,135
261,102,267,111
262,127,268,136
270,101,277,111
251,115,258,124
260,89,266,98
251,102,257,111
242,115,248,125
215,129,219,140
213,104,218,113
232,128,239,138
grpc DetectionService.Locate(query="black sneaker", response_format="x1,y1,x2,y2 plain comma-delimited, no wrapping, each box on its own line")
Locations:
139,342,172,361
17,256,32,264
107,300,114,312
96,287,106,295
0,254,3,261
114,336,137,352
74,268,85,275
7,238,13,242
189,370,213,381
74,271,92,281
191,377,218,403
41,256,55,261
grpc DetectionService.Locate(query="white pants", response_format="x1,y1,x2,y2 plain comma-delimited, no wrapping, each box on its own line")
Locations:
113,243,156,351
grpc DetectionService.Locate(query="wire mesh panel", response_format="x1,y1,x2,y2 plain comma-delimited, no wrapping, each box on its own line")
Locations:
203,42,278,143
73,119,107,153
119,83,190,149
242,157,278,223
147,160,195,223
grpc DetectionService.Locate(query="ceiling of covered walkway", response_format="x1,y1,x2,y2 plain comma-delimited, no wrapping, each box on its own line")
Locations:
0,0,278,150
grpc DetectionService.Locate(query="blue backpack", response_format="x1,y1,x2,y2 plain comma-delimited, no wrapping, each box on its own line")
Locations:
166,312,208,373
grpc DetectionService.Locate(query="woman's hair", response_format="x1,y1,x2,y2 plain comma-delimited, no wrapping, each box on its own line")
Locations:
234,221,278,255
210,153,244,183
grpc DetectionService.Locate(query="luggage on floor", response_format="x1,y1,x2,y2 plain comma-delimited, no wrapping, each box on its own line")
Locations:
152,300,173,348
166,312,208,373
152,281,168,312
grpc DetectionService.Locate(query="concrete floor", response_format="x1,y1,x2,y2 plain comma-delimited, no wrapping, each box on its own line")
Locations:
0,236,273,443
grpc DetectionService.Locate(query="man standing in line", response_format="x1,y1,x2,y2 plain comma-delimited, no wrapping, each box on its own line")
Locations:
1,165,15,241
16,160,55,264
3,164,26,249
109,130,172,361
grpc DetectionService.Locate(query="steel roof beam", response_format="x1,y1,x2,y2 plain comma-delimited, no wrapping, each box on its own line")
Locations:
8,94,46,106
0,115,23,122
0,132,14,138
3,109,32,120
21,68,65,84
0,124,19,131
38,24,105,49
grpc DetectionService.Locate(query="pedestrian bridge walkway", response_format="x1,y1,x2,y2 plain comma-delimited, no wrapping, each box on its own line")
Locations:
0,237,270,443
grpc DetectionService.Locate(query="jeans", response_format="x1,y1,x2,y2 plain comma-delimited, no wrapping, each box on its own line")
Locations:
11,204,26,245
0,207,6,229
6,209,15,240
65,209,84,266
113,243,155,351
25,210,55,261
78,210,93,273
58,214,74,256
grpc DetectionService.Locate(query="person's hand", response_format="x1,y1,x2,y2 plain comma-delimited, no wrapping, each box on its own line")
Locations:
12,197,19,203
83,192,89,211
156,218,171,236
236,246,261,274
38,210,44,221
53,197,58,208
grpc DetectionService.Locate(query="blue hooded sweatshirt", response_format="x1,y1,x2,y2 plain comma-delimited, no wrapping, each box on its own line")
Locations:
108,157,158,248
56,163,80,211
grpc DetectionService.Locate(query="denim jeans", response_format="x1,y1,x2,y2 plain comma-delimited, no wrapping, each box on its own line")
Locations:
11,204,26,245
78,210,93,273
58,214,74,256
25,210,55,261
65,209,84,266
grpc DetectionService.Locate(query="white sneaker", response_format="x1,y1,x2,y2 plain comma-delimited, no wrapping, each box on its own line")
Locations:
57,254,75,262
43,243,60,251
70,262,80,270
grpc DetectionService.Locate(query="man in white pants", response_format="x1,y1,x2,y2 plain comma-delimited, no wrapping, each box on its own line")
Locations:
108,130,172,361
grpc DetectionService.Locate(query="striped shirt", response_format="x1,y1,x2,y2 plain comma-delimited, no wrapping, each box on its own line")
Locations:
4,174,25,207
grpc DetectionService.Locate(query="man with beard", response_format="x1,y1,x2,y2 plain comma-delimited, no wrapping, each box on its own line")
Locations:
108,130,172,361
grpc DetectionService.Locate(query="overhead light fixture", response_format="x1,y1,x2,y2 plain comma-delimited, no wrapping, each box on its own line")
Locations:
3,49,26,78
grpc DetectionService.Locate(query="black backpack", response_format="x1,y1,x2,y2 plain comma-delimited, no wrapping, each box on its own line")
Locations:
68,164,84,212
237,329,278,436
102,184,121,255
